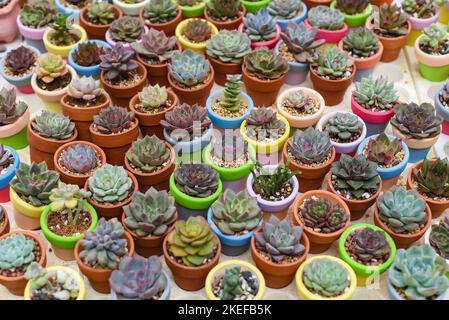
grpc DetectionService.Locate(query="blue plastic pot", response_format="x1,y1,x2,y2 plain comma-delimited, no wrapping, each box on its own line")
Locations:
274,40,308,85
68,40,111,77
408,147,432,163
55,0,81,20
276,2,307,31
0,146,20,203
387,280,446,300
206,91,253,129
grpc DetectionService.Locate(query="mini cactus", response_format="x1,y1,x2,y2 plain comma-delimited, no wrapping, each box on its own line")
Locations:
126,135,171,173
67,76,103,102
87,164,133,204
60,144,100,175
287,127,332,165
32,111,75,140
174,163,219,198
93,106,135,134
0,233,36,271
365,133,403,167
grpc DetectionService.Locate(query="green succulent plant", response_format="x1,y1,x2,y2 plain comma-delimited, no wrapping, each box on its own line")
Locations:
87,164,133,204
0,233,36,270
287,127,332,165
138,85,169,110
49,182,91,226
109,17,145,43
36,53,69,84
206,30,251,64
242,8,278,42
267,0,303,20
0,87,28,126
219,75,243,112
308,5,345,30
245,108,286,142
303,258,350,297
143,0,179,24
372,4,409,37
244,47,288,81
365,133,403,167
206,0,240,19
342,28,379,58
20,0,54,29
86,2,116,25
174,163,219,198
32,111,75,140
430,217,449,259
300,197,349,233
325,112,363,142
311,46,354,80
413,158,449,198
220,267,244,300
283,90,315,114
168,50,211,87
354,76,397,111
402,0,436,19
49,12,75,46
126,135,171,173
178,0,202,5
419,23,449,54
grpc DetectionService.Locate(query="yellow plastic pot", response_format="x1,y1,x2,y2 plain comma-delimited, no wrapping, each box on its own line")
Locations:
439,4,449,24
43,24,87,57
10,186,45,219
205,260,266,300
295,255,357,300
175,18,218,53
24,266,86,300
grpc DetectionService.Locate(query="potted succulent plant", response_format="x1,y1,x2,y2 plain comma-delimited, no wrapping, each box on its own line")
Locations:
283,128,335,192
331,0,372,26
163,216,221,291
139,0,182,36
54,141,107,188
80,2,123,40
427,217,449,266
0,231,47,296
61,76,110,142
85,164,138,220
275,22,325,85
267,0,307,31
435,80,449,134
205,261,266,300
54,0,91,20
124,135,176,191
175,18,218,52
0,87,30,150
415,23,449,81
110,256,171,300
68,40,110,77
238,8,280,50
241,0,271,13
374,186,431,249
388,245,449,300
0,0,20,43
309,46,355,106
207,189,263,256
113,0,150,16
391,102,441,163
0,206,9,235
327,154,381,220
402,0,440,46
10,162,60,230
251,216,309,288
40,183,98,261
169,163,222,219
75,217,135,293
204,0,246,30
0,45,39,94
338,224,396,286
366,4,411,62
27,111,77,170
293,190,350,253
304,5,348,44
317,111,366,159
177,0,206,17
0,144,19,203
105,16,147,51
357,133,409,190
295,256,357,300
122,187,177,257
24,263,86,300
30,53,77,112
168,49,214,107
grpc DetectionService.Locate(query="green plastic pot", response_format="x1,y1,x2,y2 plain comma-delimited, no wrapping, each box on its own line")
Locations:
180,1,206,17
241,0,271,13
0,125,28,150
418,62,449,82
330,1,372,27
338,223,396,287
169,173,222,210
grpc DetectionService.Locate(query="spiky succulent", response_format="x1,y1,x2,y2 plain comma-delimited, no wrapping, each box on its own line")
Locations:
206,0,240,19
87,164,133,204
211,133,248,163
100,44,139,82
413,158,449,198
110,256,167,300
93,106,135,134
243,8,278,42
10,162,60,207
303,258,350,297
123,187,176,237
288,127,332,165
168,49,211,87
245,108,286,142
267,0,302,20
308,5,345,30
167,216,219,266
419,23,449,54
335,0,369,15
36,53,69,84
109,16,145,43
131,28,178,63
183,19,212,43
79,218,128,269
331,154,379,199
343,28,379,58
72,42,104,67
219,75,243,112
86,2,116,25
349,227,390,263
311,46,354,80
0,87,28,126
67,76,103,102
354,76,397,111
126,135,171,173
280,22,325,63
325,112,363,142
32,111,75,140
138,85,168,110
372,4,409,37
49,12,75,46
20,0,54,29
430,217,449,259
255,216,305,262
143,0,179,24
60,144,99,174
244,47,288,81
0,144,14,172
211,189,262,235
389,245,449,300
300,197,349,233
0,233,36,270
4,46,37,75
366,133,403,167
174,163,219,198
391,103,442,139
206,30,251,64
402,0,436,19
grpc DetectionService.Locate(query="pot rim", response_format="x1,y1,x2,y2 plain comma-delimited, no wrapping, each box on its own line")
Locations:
203,4,246,27
178,0,206,12
89,117,140,140
330,1,372,24
112,0,150,10
350,94,395,123
276,2,308,25
27,117,78,151
60,91,111,119
31,65,77,99
100,61,147,91
304,18,349,37
407,3,440,27
43,24,87,52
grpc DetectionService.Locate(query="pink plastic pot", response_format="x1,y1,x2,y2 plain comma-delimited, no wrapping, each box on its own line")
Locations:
0,0,20,43
351,94,394,136
105,26,149,52
238,23,281,50
304,19,348,44
16,15,48,53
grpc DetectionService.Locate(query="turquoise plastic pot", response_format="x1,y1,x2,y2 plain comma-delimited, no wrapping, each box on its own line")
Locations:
206,91,254,129
68,40,111,77
387,279,446,300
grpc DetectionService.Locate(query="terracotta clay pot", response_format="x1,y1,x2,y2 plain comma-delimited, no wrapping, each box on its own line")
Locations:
54,141,107,188
208,56,242,87
302,0,332,8
204,5,246,30
84,170,138,220
370,0,393,6
80,4,123,40
27,120,78,170
74,231,135,293
163,232,221,291
292,190,351,254
242,64,286,107
139,5,182,36
0,206,10,236
61,92,111,142
89,119,140,166
0,231,47,296
327,172,382,220
129,90,178,139
0,0,20,43
250,226,309,288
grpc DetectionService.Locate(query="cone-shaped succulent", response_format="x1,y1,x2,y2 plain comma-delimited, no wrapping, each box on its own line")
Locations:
413,158,449,197
366,133,403,167
174,163,219,198
93,106,135,134
300,196,349,233
87,164,133,204
126,135,171,173
303,258,350,297
430,217,449,259
348,227,390,263
60,143,100,174
32,111,75,140
391,102,441,139
288,127,332,165
131,28,178,63
0,87,28,126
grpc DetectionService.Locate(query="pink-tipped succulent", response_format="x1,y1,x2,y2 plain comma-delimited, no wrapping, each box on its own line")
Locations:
366,133,402,167
60,143,99,174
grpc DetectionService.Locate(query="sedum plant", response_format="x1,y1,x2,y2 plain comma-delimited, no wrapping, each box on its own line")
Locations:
87,2,115,25
143,0,179,24
389,245,449,300
36,53,69,84
166,216,219,266
244,47,288,80
255,216,305,262
100,44,139,82
430,217,449,259
168,49,211,87
131,28,178,63
48,183,91,226
413,158,449,198
20,0,54,29
183,19,212,43
267,0,302,20
206,0,240,19
372,4,409,37
366,133,402,167
67,76,103,102
303,258,350,297
211,189,262,235
72,42,103,67
300,197,349,233
4,46,37,76
354,76,397,111
123,187,176,237
243,8,278,42
331,154,379,199
109,16,145,43
60,144,99,174
32,111,75,140
93,106,135,134
126,135,171,173
88,164,133,204
219,75,243,112
325,112,363,142
311,46,353,80
0,87,28,126
287,127,332,165
206,30,251,64
137,85,168,110
174,163,219,198
391,103,442,139
0,233,36,271
342,28,379,58
402,0,436,19
245,108,286,141
308,5,345,30
79,218,128,269
335,0,369,15
349,227,390,263
419,23,449,54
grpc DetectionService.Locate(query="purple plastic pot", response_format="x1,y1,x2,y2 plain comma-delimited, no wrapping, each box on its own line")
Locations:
408,4,440,29
105,26,149,52
16,15,47,53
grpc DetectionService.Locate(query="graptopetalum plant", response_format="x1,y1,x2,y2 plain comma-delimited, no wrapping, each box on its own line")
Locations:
206,0,241,20
310,46,354,80
300,196,349,233
131,28,178,64
413,158,449,198
365,133,403,167
245,108,286,142
0,87,28,125
354,76,398,111
126,135,171,173
244,47,288,81
371,4,409,38
4,46,37,76
430,217,449,259
183,19,212,43
168,49,211,88
307,5,345,31
173,163,219,198
72,42,104,67
143,0,179,24
325,112,363,142
242,8,278,42
60,143,99,175
0,233,36,271
87,164,133,204
20,0,54,29
267,0,303,20
402,0,436,19
67,76,103,105
347,227,391,264
93,106,135,134
206,30,251,65
287,127,332,165
100,44,139,82
31,110,75,140
335,0,369,15
109,16,145,43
